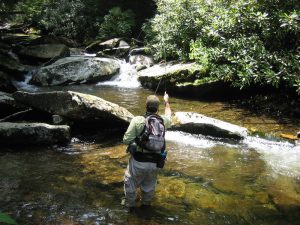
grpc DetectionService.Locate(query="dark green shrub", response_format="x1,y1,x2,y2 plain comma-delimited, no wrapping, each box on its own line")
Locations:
145,0,300,93
98,7,136,39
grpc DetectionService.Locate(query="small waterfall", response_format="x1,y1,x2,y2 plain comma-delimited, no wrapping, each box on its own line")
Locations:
97,60,141,88
12,70,38,92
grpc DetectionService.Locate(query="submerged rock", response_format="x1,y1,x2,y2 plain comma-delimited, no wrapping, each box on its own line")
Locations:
12,91,134,128
30,56,120,86
0,122,70,146
172,112,248,139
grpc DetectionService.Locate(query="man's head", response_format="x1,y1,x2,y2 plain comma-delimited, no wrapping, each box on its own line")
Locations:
146,95,160,113
297,131,300,139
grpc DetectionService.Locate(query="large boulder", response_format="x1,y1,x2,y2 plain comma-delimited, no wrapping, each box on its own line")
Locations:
85,38,123,53
86,38,130,57
128,54,154,71
0,122,70,146
0,71,17,93
0,91,27,118
171,112,248,140
12,91,134,128
0,52,30,80
30,56,120,86
138,61,197,90
138,61,240,99
16,44,70,64
29,35,79,47
128,47,149,56
0,33,40,45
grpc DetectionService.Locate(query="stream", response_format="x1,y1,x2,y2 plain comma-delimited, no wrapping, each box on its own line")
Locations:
1,60,300,225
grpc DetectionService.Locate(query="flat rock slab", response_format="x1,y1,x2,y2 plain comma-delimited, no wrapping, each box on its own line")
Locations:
0,91,27,118
0,122,70,146
172,112,248,139
13,91,134,128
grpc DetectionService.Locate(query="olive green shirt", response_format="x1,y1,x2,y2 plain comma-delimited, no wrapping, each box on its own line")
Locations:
123,115,172,149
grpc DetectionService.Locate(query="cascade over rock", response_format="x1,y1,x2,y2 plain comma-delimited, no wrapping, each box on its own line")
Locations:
0,122,70,146
128,54,154,71
172,112,248,139
29,56,120,86
12,91,134,128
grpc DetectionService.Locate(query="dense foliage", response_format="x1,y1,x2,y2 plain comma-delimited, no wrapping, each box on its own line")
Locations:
2,0,155,42
144,0,300,93
98,7,135,39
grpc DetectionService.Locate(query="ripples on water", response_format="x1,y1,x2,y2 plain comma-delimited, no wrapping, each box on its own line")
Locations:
167,131,300,177
5,61,300,224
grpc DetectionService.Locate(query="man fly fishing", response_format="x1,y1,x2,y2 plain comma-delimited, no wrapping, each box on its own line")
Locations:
122,92,172,213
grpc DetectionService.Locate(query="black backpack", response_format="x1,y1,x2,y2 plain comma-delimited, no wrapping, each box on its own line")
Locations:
136,114,166,153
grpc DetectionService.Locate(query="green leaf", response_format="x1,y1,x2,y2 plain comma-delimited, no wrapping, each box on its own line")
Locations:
0,212,18,225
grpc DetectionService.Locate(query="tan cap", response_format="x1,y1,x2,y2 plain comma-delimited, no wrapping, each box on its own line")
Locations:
146,95,160,111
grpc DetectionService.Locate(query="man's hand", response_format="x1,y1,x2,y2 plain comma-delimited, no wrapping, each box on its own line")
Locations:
163,91,169,103
163,91,171,117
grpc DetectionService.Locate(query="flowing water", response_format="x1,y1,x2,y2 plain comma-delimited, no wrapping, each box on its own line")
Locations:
1,60,300,225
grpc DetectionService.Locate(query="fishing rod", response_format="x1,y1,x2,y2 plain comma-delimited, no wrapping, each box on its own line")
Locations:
154,40,167,95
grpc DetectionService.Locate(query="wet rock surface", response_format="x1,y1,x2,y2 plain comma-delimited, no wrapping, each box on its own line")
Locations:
0,122,70,146
0,91,27,118
172,112,248,139
0,71,17,93
13,91,134,128
30,56,120,86
16,44,70,64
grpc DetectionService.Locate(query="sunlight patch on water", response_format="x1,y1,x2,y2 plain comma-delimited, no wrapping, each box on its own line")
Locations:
97,60,141,88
